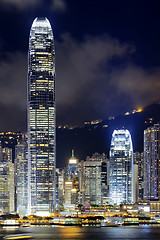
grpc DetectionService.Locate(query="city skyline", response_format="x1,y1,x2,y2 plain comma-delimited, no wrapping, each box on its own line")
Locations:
0,1,159,130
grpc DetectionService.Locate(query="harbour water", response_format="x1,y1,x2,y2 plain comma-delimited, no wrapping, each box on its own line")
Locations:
1,225,160,240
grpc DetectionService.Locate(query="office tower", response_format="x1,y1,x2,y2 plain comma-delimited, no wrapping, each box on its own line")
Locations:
0,147,14,213
68,150,79,189
109,129,133,205
0,162,10,213
84,153,108,205
64,181,73,205
101,158,110,204
64,151,79,207
133,152,144,200
56,168,65,209
28,17,56,215
15,136,28,216
144,124,160,200
78,161,85,205
132,163,138,203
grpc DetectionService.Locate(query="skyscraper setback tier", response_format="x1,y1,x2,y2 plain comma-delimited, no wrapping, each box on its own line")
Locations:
28,17,56,215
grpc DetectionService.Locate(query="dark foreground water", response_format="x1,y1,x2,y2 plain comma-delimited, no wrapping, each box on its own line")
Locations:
1,225,160,240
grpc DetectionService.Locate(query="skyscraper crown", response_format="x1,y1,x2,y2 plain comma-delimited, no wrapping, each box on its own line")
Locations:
31,17,52,35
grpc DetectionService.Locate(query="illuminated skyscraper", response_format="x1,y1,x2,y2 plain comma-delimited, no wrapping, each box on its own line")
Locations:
84,153,108,205
15,136,28,216
109,129,133,205
28,18,56,215
0,146,14,214
144,124,160,200
133,152,144,200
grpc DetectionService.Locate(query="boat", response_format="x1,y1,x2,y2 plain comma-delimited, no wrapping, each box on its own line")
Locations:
0,219,20,227
100,217,122,227
3,234,33,239
123,217,139,225
100,221,119,227
52,217,82,226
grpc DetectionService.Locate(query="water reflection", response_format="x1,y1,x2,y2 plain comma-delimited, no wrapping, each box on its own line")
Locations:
1,225,160,240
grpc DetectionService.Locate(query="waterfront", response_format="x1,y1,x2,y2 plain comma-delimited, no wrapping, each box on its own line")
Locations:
1,225,160,240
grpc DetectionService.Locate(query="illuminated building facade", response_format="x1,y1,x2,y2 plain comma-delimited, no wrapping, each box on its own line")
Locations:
84,153,108,205
110,129,133,205
133,152,144,200
64,181,73,205
144,124,160,200
56,168,65,209
68,150,79,189
0,162,10,213
28,17,56,214
63,151,79,207
78,161,85,205
15,137,28,216
0,147,14,213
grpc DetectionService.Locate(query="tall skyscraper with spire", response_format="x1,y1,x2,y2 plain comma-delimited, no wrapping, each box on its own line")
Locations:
28,17,56,215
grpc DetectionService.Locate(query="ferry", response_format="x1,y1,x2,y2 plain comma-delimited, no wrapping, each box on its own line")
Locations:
123,217,139,225
0,219,20,227
52,217,82,226
100,217,122,227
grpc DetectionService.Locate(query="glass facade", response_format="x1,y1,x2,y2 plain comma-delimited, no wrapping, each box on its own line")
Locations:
0,147,14,214
144,124,160,200
84,153,108,205
133,152,144,200
109,129,133,205
28,17,56,214
15,140,28,216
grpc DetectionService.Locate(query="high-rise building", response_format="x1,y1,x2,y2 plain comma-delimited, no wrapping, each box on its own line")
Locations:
55,168,65,209
0,162,10,213
28,17,56,215
15,136,28,216
84,153,108,205
78,161,85,205
144,124,160,200
133,152,144,200
64,181,73,205
0,146,14,213
109,129,133,205
132,163,138,203
68,150,79,192
63,151,79,207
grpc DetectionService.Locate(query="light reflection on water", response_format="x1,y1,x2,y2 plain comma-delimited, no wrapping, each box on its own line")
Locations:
1,225,160,240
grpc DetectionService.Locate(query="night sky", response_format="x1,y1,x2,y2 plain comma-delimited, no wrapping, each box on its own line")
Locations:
0,0,160,131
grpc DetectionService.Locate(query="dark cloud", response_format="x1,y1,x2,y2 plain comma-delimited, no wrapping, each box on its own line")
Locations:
109,65,160,110
0,0,41,9
0,0,66,11
0,51,27,131
51,0,66,12
56,34,134,106
0,52,27,109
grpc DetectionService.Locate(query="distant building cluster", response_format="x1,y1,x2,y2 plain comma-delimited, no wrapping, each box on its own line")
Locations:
55,124,160,212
